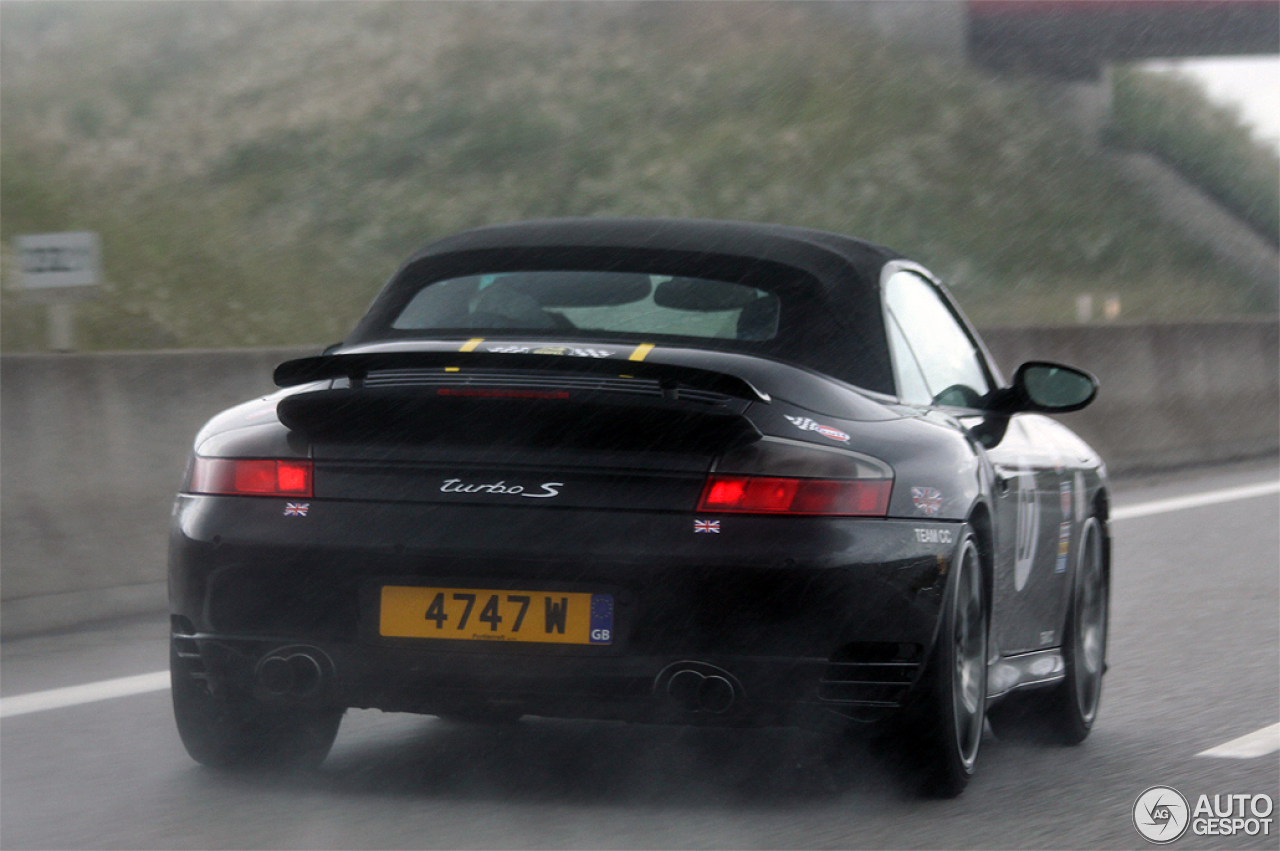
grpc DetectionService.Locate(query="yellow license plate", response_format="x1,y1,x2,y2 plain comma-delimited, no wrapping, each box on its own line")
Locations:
379,586,614,645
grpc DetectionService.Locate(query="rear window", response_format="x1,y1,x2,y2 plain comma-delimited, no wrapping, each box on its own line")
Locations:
390,271,781,342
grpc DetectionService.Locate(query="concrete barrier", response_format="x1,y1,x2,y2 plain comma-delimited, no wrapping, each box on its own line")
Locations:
1,348,311,637
980,320,1279,472
2,320,1276,637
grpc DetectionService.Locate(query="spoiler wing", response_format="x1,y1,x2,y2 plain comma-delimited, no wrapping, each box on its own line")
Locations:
273,351,772,404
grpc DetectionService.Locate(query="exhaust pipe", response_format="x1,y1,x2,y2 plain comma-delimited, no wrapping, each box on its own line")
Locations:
256,646,329,697
656,662,742,714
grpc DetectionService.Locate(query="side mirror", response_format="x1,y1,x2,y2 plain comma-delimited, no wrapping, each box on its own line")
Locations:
986,361,1098,414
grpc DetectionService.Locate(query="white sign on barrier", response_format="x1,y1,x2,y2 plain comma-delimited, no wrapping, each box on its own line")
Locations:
14,231,102,350
16,231,101,300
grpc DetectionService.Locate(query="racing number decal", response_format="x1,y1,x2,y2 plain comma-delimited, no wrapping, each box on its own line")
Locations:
1013,472,1039,591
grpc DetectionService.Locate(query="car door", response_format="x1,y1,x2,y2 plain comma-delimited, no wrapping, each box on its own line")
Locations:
983,417,1073,655
881,267,1063,655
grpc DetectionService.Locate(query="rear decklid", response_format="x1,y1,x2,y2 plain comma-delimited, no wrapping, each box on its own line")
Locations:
269,342,900,514
273,346,769,513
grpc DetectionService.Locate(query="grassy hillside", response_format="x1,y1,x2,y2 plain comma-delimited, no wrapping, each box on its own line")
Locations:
1111,65,1279,246
1,2,1273,352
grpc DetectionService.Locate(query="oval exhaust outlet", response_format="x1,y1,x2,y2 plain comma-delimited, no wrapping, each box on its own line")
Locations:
257,655,295,695
666,669,706,712
255,646,330,697
698,675,735,714
655,662,743,714
286,653,323,696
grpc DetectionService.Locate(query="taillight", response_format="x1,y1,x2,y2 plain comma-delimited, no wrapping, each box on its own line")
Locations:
188,457,313,497
699,475,891,516
698,436,893,517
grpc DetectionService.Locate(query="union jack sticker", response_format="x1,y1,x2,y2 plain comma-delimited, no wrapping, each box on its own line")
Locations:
284,502,310,517
911,487,943,516
694,519,721,534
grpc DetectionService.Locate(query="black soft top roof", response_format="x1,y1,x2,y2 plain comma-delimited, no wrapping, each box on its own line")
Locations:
395,217,902,292
348,218,905,394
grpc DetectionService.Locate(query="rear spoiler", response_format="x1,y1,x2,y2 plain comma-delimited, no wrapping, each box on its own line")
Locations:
273,351,772,404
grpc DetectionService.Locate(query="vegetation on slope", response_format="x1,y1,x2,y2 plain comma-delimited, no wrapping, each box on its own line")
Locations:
1,2,1273,352
1111,65,1279,246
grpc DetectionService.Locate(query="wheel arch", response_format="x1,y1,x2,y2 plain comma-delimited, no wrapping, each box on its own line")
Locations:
966,499,995,621
1090,486,1113,584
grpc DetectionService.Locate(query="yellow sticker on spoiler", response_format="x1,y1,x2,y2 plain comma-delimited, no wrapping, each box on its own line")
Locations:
629,343,654,362
460,338,484,352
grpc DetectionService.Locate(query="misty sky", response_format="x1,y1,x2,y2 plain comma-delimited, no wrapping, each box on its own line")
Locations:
1154,55,1280,146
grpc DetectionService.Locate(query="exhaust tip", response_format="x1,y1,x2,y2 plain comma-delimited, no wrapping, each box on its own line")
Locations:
666,669,705,712
255,646,329,697
698,675,735,714
655,662,743,715
286,653,323,695
257,656,295,694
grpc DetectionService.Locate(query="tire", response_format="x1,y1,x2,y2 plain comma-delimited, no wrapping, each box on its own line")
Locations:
916,532,988,798
988,515,1108,745
170,640,344,770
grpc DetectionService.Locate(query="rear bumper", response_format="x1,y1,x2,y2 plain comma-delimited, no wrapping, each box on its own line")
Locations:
175,632,862,726
170,494,965,723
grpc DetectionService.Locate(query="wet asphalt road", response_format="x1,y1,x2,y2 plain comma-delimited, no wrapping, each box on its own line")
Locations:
2,461,1277,849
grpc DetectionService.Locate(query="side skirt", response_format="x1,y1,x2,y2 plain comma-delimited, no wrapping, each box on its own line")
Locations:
987,649,1065,700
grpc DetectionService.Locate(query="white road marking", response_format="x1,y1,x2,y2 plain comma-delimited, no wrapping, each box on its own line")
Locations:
1,479,1276,719
1110,481,1280,762
1111,480,1280,521
1196,723,1280,759
0,671,170,719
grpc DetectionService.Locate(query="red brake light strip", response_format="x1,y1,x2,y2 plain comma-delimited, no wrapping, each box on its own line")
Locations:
698,474,891,516
189,458,313,498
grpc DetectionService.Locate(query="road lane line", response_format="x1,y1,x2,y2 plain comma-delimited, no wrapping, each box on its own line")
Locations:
1111,480,1280,521
0,671,170,719
1196,723,1280,759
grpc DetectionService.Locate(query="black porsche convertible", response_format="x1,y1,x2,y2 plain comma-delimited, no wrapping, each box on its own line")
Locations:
169,218,1109,796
